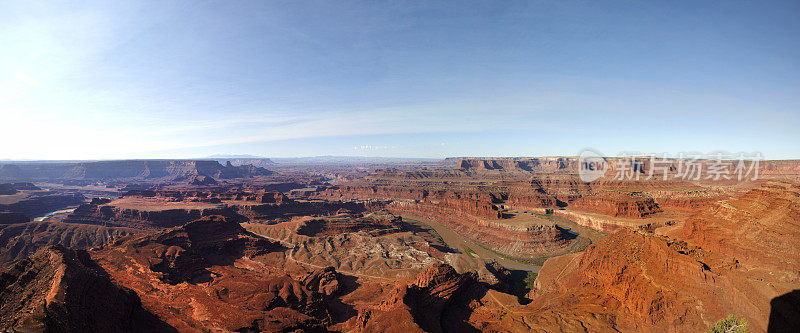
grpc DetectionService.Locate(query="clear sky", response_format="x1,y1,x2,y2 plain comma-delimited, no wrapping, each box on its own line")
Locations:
1,1,799,160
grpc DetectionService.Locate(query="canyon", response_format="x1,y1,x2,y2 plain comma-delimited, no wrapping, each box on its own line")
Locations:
0,157,797,332
0,182,85,224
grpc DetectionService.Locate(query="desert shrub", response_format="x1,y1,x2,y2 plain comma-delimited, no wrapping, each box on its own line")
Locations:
524,271,538,290
706,315,748,333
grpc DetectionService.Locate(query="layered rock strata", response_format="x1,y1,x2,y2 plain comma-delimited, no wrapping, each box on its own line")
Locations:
0,246,173,332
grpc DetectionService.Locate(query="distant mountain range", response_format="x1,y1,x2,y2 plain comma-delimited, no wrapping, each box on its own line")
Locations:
207,154,267,159
0,160,273,182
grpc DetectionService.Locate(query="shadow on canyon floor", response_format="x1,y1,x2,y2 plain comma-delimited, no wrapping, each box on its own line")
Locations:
327,274,360,324
768,289,800,333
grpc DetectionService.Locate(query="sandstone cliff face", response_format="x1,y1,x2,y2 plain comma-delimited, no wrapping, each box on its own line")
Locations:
232,200,372,221
373,168,471,180
296,212,403,237
680,181,800,283
0,159,273,182
244,212,449,278
65,189,376,229
567,230,720,329
0,246,173,332
0,182,41,195
312,185,502,219
0,221,138,265
452,157,800,178
352,263,483,333
567,194,663,217
91,216,332,331
0,193,85,219
64,203,240,229
524,174,669,218
186,174,217,185
453,157,575,172
301,266,341,298
312,185,427,201
431,191,503,219
388,201,573,258
654,195,717,213
112,216,283,284
238,274,331,331
308,184,579,259
122,188,291,203
503,192,560,211
214,157,276,168
310,175,671,223
526,227,786,332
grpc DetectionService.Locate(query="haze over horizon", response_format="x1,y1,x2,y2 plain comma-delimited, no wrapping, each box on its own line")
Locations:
2,1,799,160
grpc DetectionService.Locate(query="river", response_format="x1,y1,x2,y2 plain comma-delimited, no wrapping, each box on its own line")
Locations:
33,208,76,222
402,216,541,272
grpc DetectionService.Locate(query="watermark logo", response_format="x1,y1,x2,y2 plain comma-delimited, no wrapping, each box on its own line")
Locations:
576,150,762,182
578,149,608,182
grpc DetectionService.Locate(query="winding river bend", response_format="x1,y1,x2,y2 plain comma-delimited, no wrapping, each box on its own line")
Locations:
402,216,541,272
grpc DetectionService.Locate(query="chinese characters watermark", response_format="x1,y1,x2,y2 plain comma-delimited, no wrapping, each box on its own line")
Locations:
577,150,762,182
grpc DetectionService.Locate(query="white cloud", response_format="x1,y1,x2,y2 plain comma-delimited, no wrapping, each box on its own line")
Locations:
353,145,395,150
14,72,38,86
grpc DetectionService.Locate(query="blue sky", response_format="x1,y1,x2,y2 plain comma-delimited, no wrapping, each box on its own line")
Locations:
1,1,799,159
